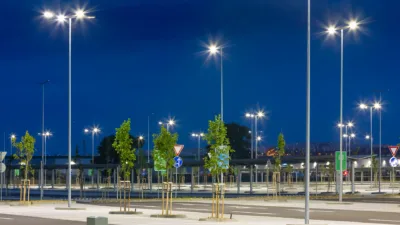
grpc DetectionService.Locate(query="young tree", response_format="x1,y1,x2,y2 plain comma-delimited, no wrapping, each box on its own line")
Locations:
12,131,35,202
12,131,35,182
113,119,136,212
153,125,178,182
203,115,234,184
273,133,286,172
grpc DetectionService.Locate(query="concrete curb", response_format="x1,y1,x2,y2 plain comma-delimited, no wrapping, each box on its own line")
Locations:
109,211,143,215
55,207,86,210
150,214,187,218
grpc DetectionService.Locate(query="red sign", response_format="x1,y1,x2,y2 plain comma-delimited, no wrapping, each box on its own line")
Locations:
343,170,348,176
174,144,184,156
388,146,399,157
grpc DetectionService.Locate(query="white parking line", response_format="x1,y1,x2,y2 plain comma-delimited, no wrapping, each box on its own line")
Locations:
231,206,251,209
131,205,156,208
179,203,197,206
0,217,13,220
369,219,400,223
176,208,209,211
231,211,276,215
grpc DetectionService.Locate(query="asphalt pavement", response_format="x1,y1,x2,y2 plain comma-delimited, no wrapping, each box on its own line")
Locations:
0,214,85,225
91,201,400,224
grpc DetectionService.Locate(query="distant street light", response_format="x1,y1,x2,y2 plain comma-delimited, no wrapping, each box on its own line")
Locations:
38,131,52,188
245,111,265,159
158,119,175,132
192,132,204,185
326,19,361,203
84,126,101,186
359,102,381,189
42,7,94,208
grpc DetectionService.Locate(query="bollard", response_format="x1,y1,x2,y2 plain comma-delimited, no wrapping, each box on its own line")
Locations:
87,217,108,225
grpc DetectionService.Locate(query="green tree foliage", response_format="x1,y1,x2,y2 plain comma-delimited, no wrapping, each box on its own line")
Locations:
113,119,136,181
153,125,178,181
203,115,234,183
273,133,286,172
12,131,36,181
225,123,251,159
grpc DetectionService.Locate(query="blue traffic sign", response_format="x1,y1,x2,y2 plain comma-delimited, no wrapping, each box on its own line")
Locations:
389,157,398,167
173,156,183,168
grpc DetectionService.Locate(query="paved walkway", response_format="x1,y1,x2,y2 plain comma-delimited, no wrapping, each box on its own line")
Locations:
0,199,397,224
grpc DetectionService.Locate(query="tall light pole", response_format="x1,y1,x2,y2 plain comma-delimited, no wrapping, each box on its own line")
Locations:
192,132,204,185
43,9,94,208
147,113,154,163
84,127,100,186
349,133,355,156
305,0,311,222
9,134,16,187
360,102,381,188
245,111,265,189
38,131,52,189
207,45,224,122
326,20,359,203
39,80,49,200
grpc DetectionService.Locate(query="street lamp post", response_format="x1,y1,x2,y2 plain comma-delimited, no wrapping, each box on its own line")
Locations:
10,134,16,188
360,102,381,189
40,80,49,200
84,127,100,187
192,133,204,185
245,111,265,189
326,20,359,203
39,131,52,189
349,133,355,157
208,45,224,122
147,113,154,163
43,9,94,208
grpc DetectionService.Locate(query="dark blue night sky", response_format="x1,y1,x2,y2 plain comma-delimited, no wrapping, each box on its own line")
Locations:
0,0,398,155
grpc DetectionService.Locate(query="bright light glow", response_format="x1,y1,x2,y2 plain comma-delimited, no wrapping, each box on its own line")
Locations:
93,127,100,133
200,133,204,136
313,162,317,168
343,134,348,138
257,111,265,118
139,136,144,140
373,102,382,109
326,161,330,165
208,45,219,54
10,134,16,139
56,14,66,23
245,113,251,118
43,11,54,19
347,122,354,127
327,26,336,35
70,161,76,165
45,131,52,137
168,119,175,125
337,123,344,128
84,129,89,133
350,133,356,138
75,10,85,19
158,121,163,125
191,133,196,137
359,103,368,109
365,135,370,139
257,136,262,141
348,21,359,30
